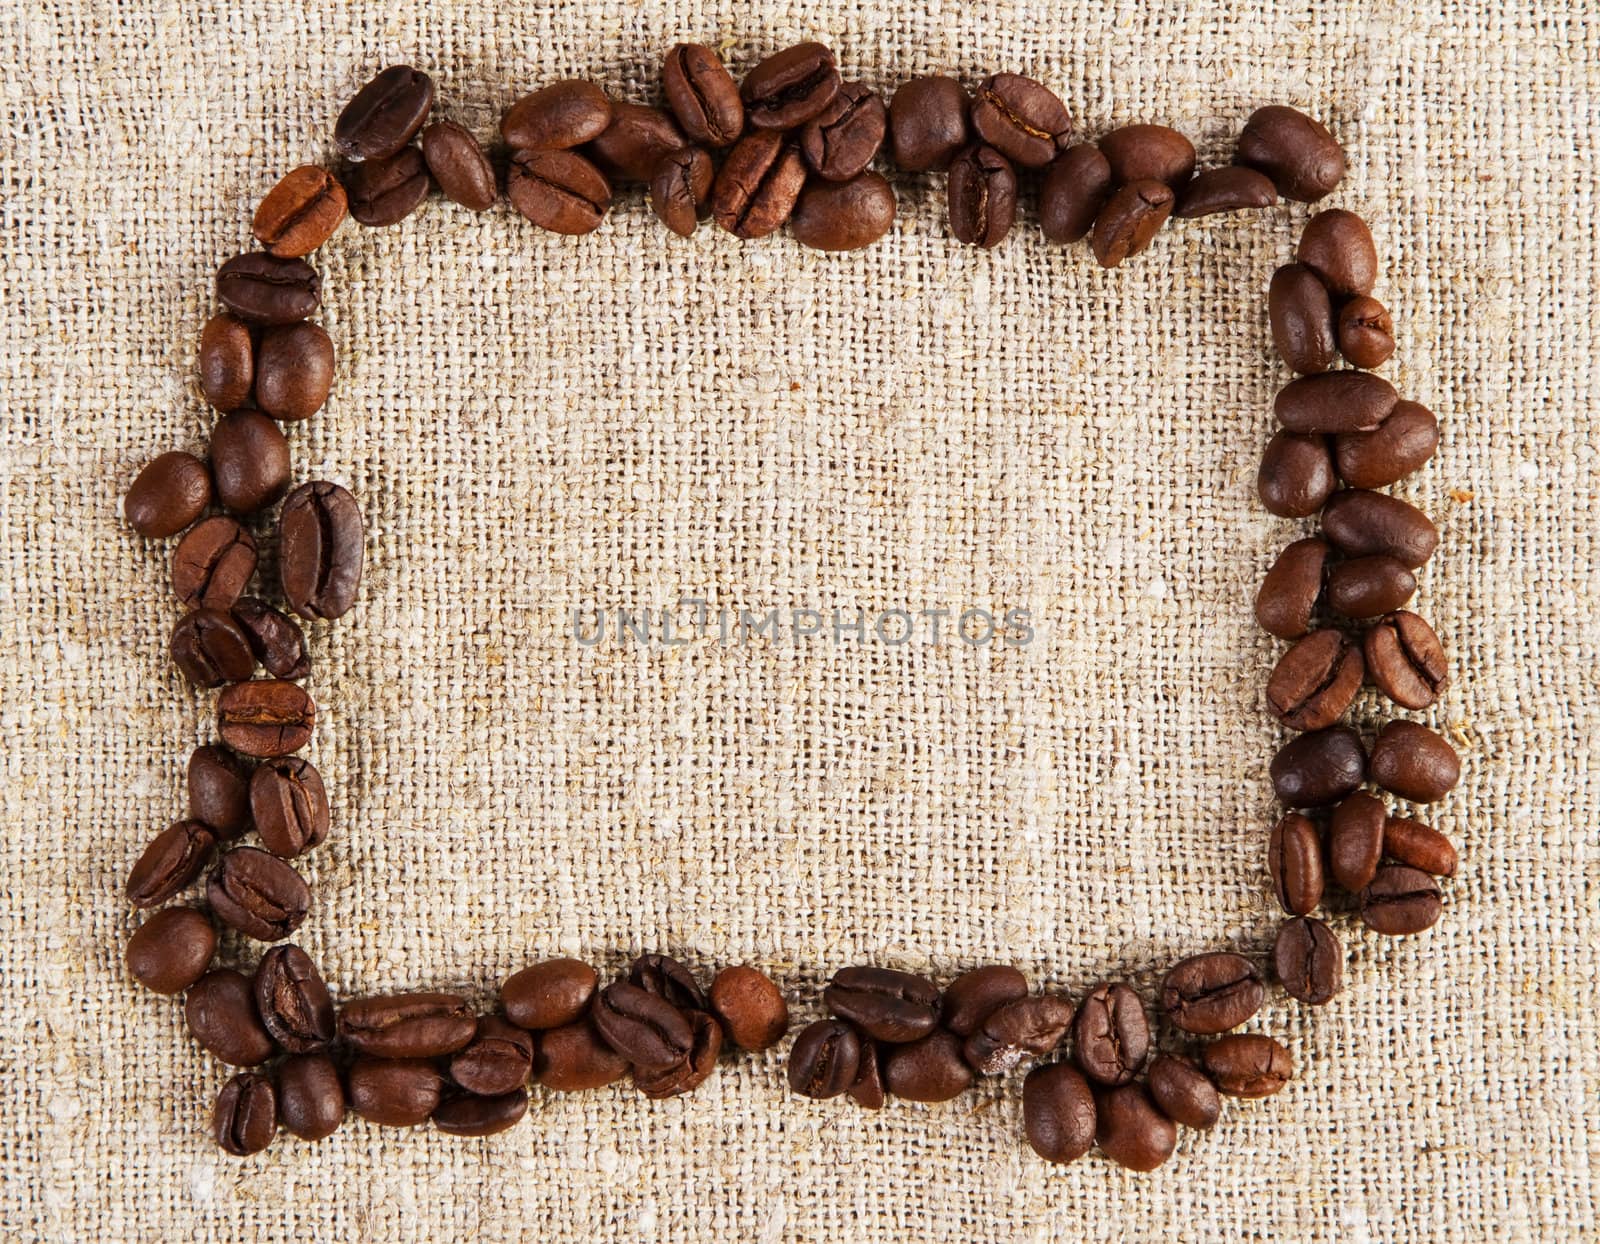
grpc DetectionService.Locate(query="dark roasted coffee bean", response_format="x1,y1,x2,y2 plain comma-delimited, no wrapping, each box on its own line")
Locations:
628,953,707,1012
1258,430,1337,518
508,148,611,235
1235,105,1345,202
212,1071,276,1155
502,80,613,151
1322,490,1439,569
824,966,940,1043
787,1018,860,1100
170,607,256,688
740,42,841,130
186,968,275,1065
249,757,328,858
591,980,693,1071
1146,1054,1220,1130
847,1036,886,1109
1255,537,1328,640
188,744,253,838
1270,725,1366,807
1370,720,1460,803
1096,1085,1177,1172
125,451,211,537
970,72,1070,168
710,130,806,240
1360,864,1443,934
279,480,363,620
948,143,1017,248
1070,983,1148,1085
1273,916,1343,1005
172,515,256,609
502,958,597,1030
1326,556,1416,619
126,819,215,908
335,65,434,162
207,846,309,940
1022,1062,1096,1163
217,678,315,757
1275,371,1398,434
1090,179,1174,269
709,965,789,1050
663,43,743,147
1202,1033,1293,1097
1338,295,1395,368
348,1056,442,1126
254,943,334,1052
634,1008,723,1099
345,146,431,227
125,905,216,994
216,253,320,326
1040,142,1112,243
209,410,289,513
1329,791,1387,892
339,992,477,1059
648,146,714,238
536,1018,630,1091
883,1029,974,1102
199,312,255,412
1268,812,1324,915
940,965,1030,1037
790,172,896,251
1268,263,1337,374
1161,953,1265,1034
1099,124,1195,187
1334,400,1439,489
420,121,497,211
449,1016,535,1096
586,103,686,183
231,598,310,681
252,165,347,257
964,994,1074,1075
277,1052,345,1141
800,81,886,181
1298,209,1377,297
1365,610,1448,709
433,1088,528,1137
1384,817,1458,877
254,321,334,422
1173,165,1277,218
1266,628,1363,732
888,75,969,172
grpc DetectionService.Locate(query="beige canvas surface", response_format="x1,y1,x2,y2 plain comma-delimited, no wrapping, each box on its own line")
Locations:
2,1,1596,1240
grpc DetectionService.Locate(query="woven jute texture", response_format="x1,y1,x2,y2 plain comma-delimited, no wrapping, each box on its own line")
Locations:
3,1,1596,1240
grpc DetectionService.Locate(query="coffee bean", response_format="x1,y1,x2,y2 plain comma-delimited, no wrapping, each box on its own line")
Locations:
1333,400,1439,489
1274,371,1398,435
209,410,289,513
170,607,256,688
1326,556,1416,619
1365,610,1448,709
1267,812,1324,915
1370,720,1460,803
939,965,1030,1036
883,1029,974,1102
536,1018,630,1091
1329,791,1387,892
254,944,334,1052
186,968,275,1065
1360,864,1443,934
1235,105,1345,202
1090,179,1174,269
1145,1054,1220,1130
1095,1085,1177,1172
507,148,612,235
217,678,315,758
628,952,707,1012
1337,295,1395,368
790,172,897,251
1268,263,1337,374
252,165,347,258
126,819,215,908
1266,628,1364,732
188,744,252,839
633,1008,723,1099
591,980,693,1071
200,313,256,412
335,65,434,162
254,321,335,422
1321,490,1439,569
948,143,1017,248
1384,817,1458,877
709,965,789,1050
740,42,841,131
1039,143,1112,243
433,1088,528,1137
1173,165,1277,218
800,81,886,181
847,1037,886,1109
1270,725,1367,807
970,73,1070,168
126,451,212,537
710,131,807,240
1273,916,1343,1005
649,146,713,238
279,480,363,620
1070,983,1148,1086
212,1071,277,1155
1202,1033,1293,1098
1298,209,1377,297
502,80,613,151
502,957,597,1030
1258,430,1337,518
449,1016,535,1096
1255,537,1328,640
277,1052,345,1141
1022,1062,1096,1163
420,121,497,211
663,44,744,147
1098,124,1195,187
1160,953,1265,1034
231,597,311,681
586,103,687,183
345,146,431,227
172,515,256,609
207,846,309,940
348,1056,443,1126
964,994,1074,1075
824,966,940,1043
125,905,216,994
888,75,969,172
787,1018,861,1100
216,253,320,326
249,756,328,859
338,992,478,1059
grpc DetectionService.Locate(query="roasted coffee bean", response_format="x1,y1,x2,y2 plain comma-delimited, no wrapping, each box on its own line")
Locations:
1161,953,1265,1034
1099,124,1195,187
948,143,1017,248
634,1008,723,1099
964,994,1074,1075
508,148,611,235
709,965,789,1050
710,131,807,240
1270,725,1367,807
125,905,216,994
449,1016,535,1096
586,103,687,183
1273,916,1343,1005
888,75,969,172
1266,628,1364,732
1322,490,1439,569
662,43,744,147
1360,864,1443,935
172,515,256,609
787,1018,861,1100
970,73,1070,168
648,146,713,238
1235,105,1345,202
1202,1033,1293,1098
1329,791,1387,892
1258,430,1337,518
186,968,275,1066
126,819,215,908
1337,295,1395,368
339,992,477,1059
591,980,693,1071
940,965,1030,1036
1365,610,1448,709
628,953,707,1012
1384,817,1458,877
740,42,841,130
188,744,252,839
216,253,320,326
1275,371,1398,435
279,480,363,620
126,451,211,537
1298,209,1377,297
252,165,347,258
824,966,940,1044
254,944,334,1052
1268,812,1325,915
847,1037,886,1109
1096,1085,1177,1172
1070,983,1148,1086
217,678,316,757
420,121,497,211
1022,1062,1096,1163
277,1052,345,1141
254,321,335,422
1173,165,1277,218
1370,719,1460,803
1326,556,1416,619
209,410,290,513
1090,179,1174,269
433,1088,528,1137
790,172,897,251
1334,400,1439,489
1040,143,1112,243
883,1029,974,1102
250,756,328,859
212,1071,277,1155
1146,1054,1220,1130
502,80,613,151
200,313,255,411
1255,537,1328,640
1268,263,1337,374
502,958,597,1030
800,81,886,181
231,598,310,681
348,1056,443,1126
207,846,310,940
170,608,256,688
346,146,431,227
335,65,434,162
536,1018,630,1091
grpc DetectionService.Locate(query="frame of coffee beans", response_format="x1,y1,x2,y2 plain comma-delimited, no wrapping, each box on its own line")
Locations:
121,46,1459,1167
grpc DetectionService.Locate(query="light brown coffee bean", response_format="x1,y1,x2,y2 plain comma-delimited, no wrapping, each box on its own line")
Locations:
662,43,744,147
708,965,789,1051
649,146,714,238
1383,817,1458,877
508,148,612,236
1266,628,1364,732
1364,610,1449,709
710,131,806,240
172,516,256,609
216,678,316,757
1090,179,1174,268
1338,295,1395,368
1268,812,1325,915
502,80,613,151
252,165,347,257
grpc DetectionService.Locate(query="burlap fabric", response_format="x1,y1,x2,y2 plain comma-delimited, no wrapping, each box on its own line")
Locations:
3,2,1595,1240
